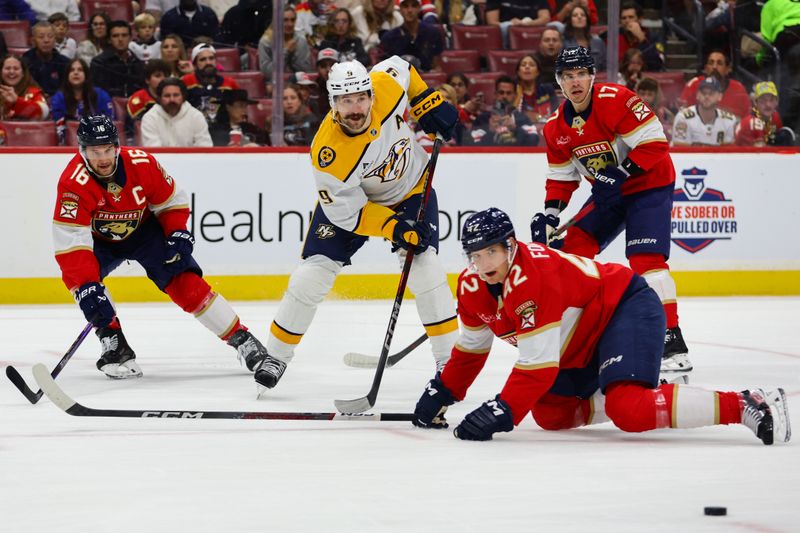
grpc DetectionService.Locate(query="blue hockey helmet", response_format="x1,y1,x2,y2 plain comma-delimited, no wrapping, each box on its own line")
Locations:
77,115,119,147
461,208,516,254
555,46,595,75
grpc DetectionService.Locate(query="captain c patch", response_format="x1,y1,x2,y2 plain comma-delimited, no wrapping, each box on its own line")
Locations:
318,146,336,168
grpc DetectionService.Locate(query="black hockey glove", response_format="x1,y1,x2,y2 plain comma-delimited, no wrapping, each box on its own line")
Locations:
590,165,627,208
410,88,458,141
530,212,562,248
382,214,432,252
453,395,514,441
76,282,115,328
412,372,456,429
163,230,195,274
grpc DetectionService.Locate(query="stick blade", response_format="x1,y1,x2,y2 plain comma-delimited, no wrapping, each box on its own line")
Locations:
334,396,374,415
32,363,77,413
342,352,380,368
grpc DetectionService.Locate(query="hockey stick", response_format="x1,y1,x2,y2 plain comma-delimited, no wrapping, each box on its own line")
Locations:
334,137,444,414
5,322,93,404
343,333,428,368
31,364,413,421
341,217,577,370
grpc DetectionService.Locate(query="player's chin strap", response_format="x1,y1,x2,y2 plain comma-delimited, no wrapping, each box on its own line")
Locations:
79,145,121,181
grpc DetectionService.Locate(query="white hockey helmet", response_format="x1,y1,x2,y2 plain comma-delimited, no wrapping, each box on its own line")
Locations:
327,60,372,110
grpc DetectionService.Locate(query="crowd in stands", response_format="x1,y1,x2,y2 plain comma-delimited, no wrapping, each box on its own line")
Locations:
0,0,797,147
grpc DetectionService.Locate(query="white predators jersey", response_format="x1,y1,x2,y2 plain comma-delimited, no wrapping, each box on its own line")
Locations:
671,105,737,146
310,56,430,236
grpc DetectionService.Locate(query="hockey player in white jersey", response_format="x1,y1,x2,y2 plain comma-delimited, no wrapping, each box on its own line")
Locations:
671,76,737,146
252,56,460,391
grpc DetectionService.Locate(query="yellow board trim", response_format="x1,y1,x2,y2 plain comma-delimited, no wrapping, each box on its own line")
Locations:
0,270,799,304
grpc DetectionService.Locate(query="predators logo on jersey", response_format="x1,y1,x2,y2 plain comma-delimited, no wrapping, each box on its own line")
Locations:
364,138,411,183
93,210,142,241
573,141,618,175
318,146,336,168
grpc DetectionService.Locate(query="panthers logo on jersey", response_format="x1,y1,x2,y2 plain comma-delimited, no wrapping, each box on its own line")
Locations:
93,210,141,241
573,141,618,174
363,138,411,183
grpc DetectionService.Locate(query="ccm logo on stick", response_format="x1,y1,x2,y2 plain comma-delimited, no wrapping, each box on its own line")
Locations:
142,411,205,418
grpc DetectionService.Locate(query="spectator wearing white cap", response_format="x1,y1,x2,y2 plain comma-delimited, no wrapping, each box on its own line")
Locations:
141,77,213,146
311,47,339,117
181,43,241,123
258,5,312,84
292,71,319,114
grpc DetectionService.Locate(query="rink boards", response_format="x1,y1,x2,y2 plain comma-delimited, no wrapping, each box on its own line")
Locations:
1,148,798,303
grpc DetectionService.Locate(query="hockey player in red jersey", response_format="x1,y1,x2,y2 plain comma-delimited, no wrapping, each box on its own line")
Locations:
412,208,791,444
530,46,690,377
52,115,269,379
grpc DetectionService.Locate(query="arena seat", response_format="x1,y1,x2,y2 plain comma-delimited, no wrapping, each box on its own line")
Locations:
215,48,242,72
0,21,30,48
80,0,134,21
647,71,686,108
246,46,259,71
246,98,273,128
451,25,502,50
508,26,545,50
112,97,128,121
487,50,530,77
8,47,28,57
64,120,125,146
420,71,448,88
0,121,58,146
228,71,267,98
440,50,480,75
67,21,89,43
465,72,503,107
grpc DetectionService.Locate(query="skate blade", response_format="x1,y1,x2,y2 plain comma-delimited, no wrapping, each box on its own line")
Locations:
660,373,690,385
101,361,143,380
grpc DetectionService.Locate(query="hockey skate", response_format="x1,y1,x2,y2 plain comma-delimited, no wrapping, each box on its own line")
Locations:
661,326,693,374
741,388,792,445
95,327,141,379
227,329,269,371
254,354,287,391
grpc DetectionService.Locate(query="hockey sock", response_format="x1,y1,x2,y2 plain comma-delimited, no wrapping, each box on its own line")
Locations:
629,253,679,329
406,249,458,365
531,390,609,430
605,382,742,432
561,226,600,259
267,255,340,361
165,272,240,339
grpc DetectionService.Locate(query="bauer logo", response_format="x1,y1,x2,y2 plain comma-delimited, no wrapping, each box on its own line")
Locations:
671,167,737,253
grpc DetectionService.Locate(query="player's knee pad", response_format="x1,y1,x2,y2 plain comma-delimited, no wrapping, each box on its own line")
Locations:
629,253,676,304
165,272,213,313
531,394,586,430
605,381,659,433
562,226,600,259
286,255,341,306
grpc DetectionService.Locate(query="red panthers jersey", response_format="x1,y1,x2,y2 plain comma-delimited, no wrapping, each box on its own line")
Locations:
735,111,783,146
542,82,675,206
52,148,190,291
441,241,634,425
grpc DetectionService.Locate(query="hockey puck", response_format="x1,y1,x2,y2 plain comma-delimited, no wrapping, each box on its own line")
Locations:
704,507,727,516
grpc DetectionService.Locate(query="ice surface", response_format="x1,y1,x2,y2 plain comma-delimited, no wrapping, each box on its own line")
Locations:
1,297,799,532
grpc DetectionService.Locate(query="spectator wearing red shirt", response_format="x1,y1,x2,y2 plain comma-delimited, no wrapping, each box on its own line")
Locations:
127,59,171,121
0,54,49,120
616,1,663,71
548,0,598,25
735,81,796,146
678,49,750,119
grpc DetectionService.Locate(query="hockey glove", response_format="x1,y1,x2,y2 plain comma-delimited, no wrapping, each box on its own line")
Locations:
413,372,456,429
453,395,514,441
76,282,116,328
529,212,563,248
163,230,195,274
382,214,432,252
590,165,627,208
410,88,458,141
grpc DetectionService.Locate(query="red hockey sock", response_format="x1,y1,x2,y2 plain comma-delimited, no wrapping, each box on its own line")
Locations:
531,393,591,430
165,272,214,313
629,253,679,329
718,391,743,425
561,226,599,258
605,381,668,432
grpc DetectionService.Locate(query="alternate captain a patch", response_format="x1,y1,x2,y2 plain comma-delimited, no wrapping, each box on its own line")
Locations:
573,141,618,175
318,146,336,168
